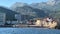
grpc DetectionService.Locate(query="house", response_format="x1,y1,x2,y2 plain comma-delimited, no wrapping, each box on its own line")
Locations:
35,19,42,26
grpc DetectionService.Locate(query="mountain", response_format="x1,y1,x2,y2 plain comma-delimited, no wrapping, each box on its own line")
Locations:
10,1,60,21
31,0,60,19
11,2,28,10
11,2,48,20
31,0,60,11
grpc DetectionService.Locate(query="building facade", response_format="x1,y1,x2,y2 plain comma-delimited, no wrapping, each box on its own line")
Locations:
0,13,6,25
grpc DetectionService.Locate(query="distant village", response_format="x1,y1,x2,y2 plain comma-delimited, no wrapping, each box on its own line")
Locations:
0,6,59,29
0,12,58,29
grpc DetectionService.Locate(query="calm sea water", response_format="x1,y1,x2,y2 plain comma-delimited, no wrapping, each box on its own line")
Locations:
0,28,60,34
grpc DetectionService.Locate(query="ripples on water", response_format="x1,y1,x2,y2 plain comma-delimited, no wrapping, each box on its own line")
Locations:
0,28,60,34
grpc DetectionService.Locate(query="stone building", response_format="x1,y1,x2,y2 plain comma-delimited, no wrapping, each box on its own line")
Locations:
35,18,57,29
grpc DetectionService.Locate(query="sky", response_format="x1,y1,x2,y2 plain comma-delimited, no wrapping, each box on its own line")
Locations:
0,0,48,7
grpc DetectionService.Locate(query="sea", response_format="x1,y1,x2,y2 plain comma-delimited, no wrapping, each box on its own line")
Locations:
0,28,60,34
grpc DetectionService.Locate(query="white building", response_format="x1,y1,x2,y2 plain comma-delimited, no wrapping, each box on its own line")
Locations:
15,14,21,24
0,13,6,25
